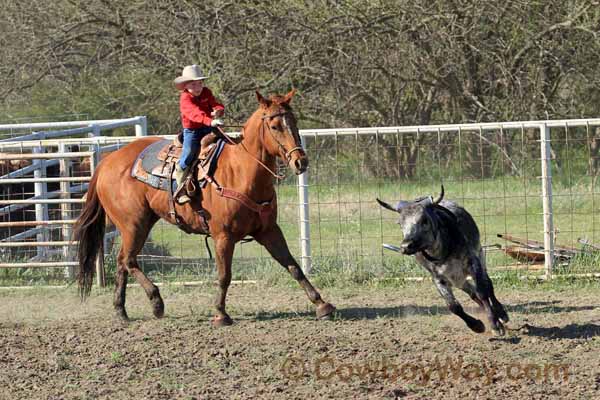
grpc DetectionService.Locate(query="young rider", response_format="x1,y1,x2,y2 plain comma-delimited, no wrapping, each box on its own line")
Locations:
173,64,225,203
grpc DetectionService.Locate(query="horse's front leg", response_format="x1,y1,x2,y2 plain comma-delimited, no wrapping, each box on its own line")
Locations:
254,224,336,319
212,235,235,326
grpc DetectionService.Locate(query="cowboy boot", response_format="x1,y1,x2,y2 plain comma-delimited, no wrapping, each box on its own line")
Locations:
174,164,191,204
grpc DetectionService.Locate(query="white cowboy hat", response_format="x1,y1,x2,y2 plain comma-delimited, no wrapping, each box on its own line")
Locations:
174,65,208,90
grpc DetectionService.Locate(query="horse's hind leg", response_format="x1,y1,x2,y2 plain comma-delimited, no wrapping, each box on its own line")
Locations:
114,216,163,320
128,258,165,319
212,235,235,327
114,262,129,321
254,225,336,319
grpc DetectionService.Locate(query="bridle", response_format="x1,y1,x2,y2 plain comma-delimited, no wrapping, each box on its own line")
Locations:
219,108,305,180
260,109,304,163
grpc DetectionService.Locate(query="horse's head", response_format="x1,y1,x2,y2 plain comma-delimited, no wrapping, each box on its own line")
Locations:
255,89,308,175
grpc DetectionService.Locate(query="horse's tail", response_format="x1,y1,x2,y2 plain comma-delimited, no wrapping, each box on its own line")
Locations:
72,170,106,300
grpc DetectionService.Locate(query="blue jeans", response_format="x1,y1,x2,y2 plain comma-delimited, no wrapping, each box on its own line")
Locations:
179,127,214,169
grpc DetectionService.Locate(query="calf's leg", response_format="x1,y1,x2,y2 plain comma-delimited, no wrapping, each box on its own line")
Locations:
469,256,506,335
477,252,509,323
460,281,484,308
481,273,509,323
433,276,485,333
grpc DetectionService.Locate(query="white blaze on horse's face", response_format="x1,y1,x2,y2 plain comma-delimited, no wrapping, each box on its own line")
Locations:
268,109,307,175
256,89,308,175
286,120,308,175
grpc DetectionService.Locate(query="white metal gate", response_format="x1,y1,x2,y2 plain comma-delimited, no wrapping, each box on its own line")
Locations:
0,117,146,285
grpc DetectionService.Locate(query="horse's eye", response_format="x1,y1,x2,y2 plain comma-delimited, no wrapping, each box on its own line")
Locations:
271,125,280,131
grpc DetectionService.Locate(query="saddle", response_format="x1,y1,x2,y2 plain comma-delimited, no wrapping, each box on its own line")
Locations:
130,133,226,232
132,134,224,192
130,132,276,236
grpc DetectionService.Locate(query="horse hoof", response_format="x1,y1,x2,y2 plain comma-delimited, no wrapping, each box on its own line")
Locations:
212,315,233,327
152,299,165,319
469,319,486,334
316,303,336,320
115,309,129,323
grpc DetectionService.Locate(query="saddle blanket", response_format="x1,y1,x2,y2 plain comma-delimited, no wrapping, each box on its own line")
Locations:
130,138,225,192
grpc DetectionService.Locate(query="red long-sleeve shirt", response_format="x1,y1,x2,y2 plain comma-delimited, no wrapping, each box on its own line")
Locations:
179,88,225,129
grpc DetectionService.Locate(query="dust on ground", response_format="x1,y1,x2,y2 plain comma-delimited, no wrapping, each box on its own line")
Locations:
1,282,599,399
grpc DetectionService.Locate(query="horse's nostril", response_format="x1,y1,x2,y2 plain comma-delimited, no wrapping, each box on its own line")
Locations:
295,159,303,170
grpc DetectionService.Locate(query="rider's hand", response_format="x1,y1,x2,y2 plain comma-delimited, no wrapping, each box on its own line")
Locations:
211,109,224,118
210,118,224,127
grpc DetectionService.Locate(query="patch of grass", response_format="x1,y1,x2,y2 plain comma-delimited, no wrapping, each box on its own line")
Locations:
110,351,124,365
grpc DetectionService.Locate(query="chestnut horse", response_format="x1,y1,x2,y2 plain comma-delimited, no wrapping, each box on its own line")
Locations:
73,90,336,325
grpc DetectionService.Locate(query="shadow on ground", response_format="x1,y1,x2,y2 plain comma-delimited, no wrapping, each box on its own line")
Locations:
252,304,451,321
251,300,599,329
520,323,600,340
506,300,598,314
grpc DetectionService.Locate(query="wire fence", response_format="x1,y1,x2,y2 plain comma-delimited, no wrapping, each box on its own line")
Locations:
2,118,600,286
131,119,600,283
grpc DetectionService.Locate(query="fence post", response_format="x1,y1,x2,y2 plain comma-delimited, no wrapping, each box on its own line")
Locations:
298,135,312,274
58,142,74,279
539,123,555,278
33,135,49,259
89,125,106,287
135,116,147,137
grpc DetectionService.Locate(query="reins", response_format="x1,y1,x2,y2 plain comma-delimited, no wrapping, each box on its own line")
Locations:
216,126,284,180
216,109,305,181
179,110,303,233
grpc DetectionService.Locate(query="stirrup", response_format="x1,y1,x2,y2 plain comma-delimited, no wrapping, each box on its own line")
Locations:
176,193,191,204
173,181,187,198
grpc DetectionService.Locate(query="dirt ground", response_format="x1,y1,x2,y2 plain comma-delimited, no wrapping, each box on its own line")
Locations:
0,282,599,400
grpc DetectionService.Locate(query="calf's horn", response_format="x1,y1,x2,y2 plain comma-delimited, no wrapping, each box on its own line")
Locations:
433,185,445,204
